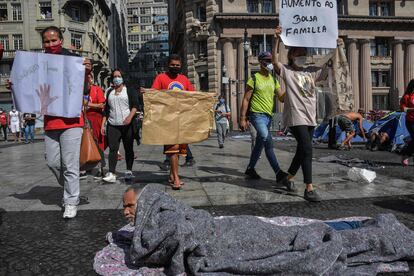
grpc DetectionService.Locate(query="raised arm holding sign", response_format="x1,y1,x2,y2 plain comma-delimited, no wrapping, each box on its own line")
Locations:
279,0,338,49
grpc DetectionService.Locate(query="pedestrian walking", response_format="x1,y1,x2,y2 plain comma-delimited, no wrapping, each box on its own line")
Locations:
0,108,8,141
400,79,414,166
151,54,195,189
8,106,21,143
272,25,332,202
84,64,106,179
23,113,36,143
8,26,89,218
215,95,231,148
101,69,139,183
239,51,294,192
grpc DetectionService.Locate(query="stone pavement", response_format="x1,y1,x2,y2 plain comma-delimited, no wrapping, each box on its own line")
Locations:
1,134,414,275
1,134,414,211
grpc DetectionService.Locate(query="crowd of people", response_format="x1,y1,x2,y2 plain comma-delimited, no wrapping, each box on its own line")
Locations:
0,107,36,143
5,24,414,219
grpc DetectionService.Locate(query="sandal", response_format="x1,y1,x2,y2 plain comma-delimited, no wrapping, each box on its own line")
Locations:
172,183,182,190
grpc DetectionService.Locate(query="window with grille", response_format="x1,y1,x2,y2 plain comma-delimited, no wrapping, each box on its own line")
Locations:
369,0,392,16
128,16,139,24
71,33,82,49
71,6,80,21
373,94,389,110
13,34,23,50
12,4,22,21
247,0,273,13
251,35,273,57
141,34,152,42
140,7,151,15
371,70,390,87
0,3,8,21
39,1,52,19
0,35,10,50
141,16,151,23
370,39,389,57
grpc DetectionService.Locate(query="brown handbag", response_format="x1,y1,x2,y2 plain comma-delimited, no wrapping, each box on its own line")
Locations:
79,109,102,171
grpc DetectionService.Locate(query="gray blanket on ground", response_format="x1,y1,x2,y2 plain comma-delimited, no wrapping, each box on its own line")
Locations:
130,185,414,275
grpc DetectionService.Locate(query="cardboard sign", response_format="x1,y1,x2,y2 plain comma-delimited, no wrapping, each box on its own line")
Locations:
279,0,338,49
10,51,85,118
142,89,215,145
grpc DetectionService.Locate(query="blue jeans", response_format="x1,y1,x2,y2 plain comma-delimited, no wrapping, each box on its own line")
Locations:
248,113,280,174
25,124,35,142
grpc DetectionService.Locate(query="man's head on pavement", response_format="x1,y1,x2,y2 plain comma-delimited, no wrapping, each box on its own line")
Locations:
167,54,182,77
123,186,141,224
42,26,63,54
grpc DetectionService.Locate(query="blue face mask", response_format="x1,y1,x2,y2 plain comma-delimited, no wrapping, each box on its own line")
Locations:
219,99,225,104
113,77,123,86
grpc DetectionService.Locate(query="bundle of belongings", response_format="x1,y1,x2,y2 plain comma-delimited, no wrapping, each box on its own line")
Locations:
94,185,414,275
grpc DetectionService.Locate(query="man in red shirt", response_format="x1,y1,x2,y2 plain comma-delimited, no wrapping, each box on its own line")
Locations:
0,108,7,141
151,54,195,189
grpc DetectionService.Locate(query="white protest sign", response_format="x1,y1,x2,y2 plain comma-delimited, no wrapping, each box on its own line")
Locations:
279,0,338,49
10,51,85,118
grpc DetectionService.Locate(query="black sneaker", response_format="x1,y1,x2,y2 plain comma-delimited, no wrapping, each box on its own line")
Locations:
245,167,261,179
182,159,196,167
276,171,297,192
219,144,224,148
304,189,321,202
79,172,87,180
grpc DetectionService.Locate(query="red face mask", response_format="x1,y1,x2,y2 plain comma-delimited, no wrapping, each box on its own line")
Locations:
45,41,62,54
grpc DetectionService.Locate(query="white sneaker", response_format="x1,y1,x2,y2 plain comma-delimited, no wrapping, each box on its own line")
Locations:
63,204,77,219
103,172,116,183
124,170,134,181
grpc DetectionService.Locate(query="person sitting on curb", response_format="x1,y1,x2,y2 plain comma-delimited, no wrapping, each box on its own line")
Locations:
336,111,366,150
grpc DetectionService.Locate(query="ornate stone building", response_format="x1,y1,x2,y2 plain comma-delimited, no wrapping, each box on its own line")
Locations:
0,0,116,109
169,0,414,127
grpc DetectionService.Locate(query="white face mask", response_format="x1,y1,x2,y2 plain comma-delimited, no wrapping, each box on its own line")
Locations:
113,77,123,86
266,63,274,72
293,56,307,67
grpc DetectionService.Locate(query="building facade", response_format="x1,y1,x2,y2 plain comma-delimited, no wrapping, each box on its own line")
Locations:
108,0,129,75
169,0,414,128
0,0,112,109
127,0,169,89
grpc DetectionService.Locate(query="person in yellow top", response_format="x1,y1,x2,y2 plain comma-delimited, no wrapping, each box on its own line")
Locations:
239,51,296,192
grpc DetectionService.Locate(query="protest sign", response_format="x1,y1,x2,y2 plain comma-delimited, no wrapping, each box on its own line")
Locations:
10,51,85,118
142,89,215,145
279,0,338,49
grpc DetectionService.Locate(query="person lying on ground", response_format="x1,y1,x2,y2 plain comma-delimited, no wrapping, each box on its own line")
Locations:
94,185,414,276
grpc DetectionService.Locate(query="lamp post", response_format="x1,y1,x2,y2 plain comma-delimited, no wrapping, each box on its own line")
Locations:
243,28,250,89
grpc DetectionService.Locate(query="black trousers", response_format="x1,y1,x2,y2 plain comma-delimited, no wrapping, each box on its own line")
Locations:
328,118,337,149
107,123,134,173
403,119,414,156
288,126,315,184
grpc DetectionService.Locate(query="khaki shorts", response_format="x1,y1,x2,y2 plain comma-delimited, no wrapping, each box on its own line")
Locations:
164,144,187,156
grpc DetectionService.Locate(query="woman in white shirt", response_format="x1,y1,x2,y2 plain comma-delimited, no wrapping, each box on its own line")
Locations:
101,70,139,183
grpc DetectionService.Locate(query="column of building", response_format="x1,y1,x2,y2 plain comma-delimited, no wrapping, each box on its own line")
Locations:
347,38,359,111
405,41,414,85
359,39,372,112
222,39,238,128
207,0,219,94
392,40,404,110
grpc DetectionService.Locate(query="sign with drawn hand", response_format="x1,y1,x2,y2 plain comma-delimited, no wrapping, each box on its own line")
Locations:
279,0,338,49
10,51,85,118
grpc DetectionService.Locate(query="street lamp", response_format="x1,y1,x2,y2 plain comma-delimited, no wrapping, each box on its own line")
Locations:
243,28,250,89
